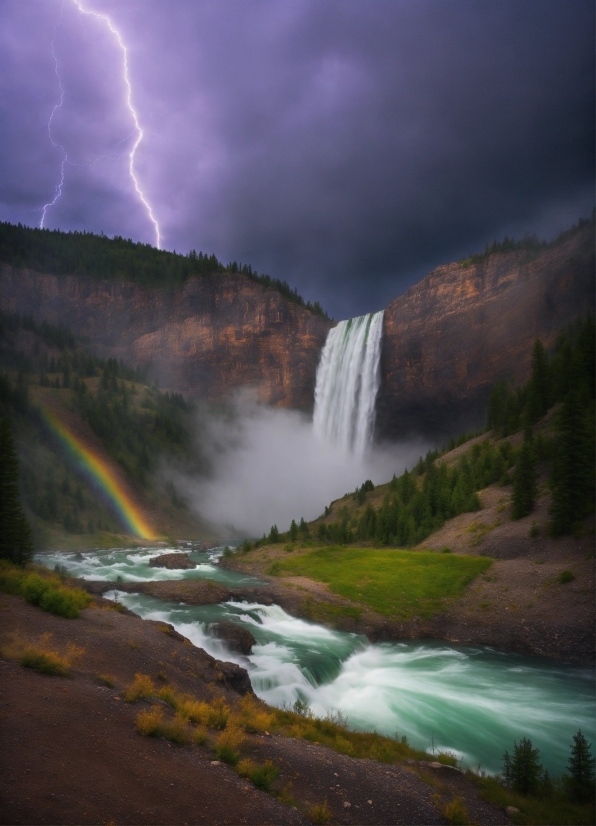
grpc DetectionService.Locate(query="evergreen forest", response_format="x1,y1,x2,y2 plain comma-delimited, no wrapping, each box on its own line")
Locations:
0,221,329,318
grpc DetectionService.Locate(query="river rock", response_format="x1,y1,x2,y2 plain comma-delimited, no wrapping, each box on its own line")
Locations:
211,621,256,655
148,553,197,570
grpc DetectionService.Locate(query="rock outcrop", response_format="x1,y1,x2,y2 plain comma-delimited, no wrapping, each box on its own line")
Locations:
377,224,595,438
0,268,332,410
149,553,196,570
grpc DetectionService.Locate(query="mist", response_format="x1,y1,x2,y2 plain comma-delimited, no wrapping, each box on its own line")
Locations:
172,393,427,538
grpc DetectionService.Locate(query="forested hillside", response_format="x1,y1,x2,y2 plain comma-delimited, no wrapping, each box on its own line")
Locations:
0,222,328,318
0,311,209,547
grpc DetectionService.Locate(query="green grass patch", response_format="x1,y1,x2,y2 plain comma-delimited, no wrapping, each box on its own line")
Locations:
268,546,492,617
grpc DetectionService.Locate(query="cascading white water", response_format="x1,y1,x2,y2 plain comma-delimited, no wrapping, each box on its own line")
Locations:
313,311,384,454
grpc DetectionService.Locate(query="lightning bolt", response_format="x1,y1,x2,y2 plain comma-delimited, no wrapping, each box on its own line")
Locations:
40,8,67,229
41,0,161,249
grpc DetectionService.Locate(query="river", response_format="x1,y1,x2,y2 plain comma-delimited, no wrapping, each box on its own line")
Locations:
37,546,595,776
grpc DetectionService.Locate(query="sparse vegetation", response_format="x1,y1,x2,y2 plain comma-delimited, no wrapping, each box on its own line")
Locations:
1,632,83,677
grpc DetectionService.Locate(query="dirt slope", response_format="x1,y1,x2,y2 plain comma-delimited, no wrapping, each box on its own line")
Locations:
0,595,510,826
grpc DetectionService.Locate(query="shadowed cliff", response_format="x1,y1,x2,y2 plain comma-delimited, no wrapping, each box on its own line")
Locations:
376,219,595,439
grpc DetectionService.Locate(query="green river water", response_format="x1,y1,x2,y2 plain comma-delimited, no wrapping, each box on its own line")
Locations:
38,546,595,776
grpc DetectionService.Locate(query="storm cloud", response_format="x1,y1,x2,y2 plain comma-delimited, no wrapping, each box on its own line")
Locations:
1,0,593,318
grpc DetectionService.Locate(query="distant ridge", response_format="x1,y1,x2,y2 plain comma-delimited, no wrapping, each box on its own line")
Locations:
0,221,329,319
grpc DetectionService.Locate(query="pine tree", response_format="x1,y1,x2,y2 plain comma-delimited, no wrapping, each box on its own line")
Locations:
566,729,595,802
289,519,298,541
525,340,550,425
512,433,536,519
510,738,543,795
502,750,512,787
549,390,594,535
268,524,279,543
0,418,33,564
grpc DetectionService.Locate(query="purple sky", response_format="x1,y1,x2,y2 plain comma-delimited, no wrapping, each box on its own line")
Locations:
1,1,594,318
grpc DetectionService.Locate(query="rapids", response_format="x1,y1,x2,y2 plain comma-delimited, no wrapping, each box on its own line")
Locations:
37,547,595,776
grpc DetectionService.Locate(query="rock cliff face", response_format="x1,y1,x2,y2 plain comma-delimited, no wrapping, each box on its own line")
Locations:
376,224,595,438
0,269,332,410
1,223,593,437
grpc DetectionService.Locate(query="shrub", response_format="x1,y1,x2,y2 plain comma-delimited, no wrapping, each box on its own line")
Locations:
237,758,279,791
135,706,191,744
95,673,116,688
123,673,156,702
308,801,332,824
20,648,71,676
192,726,208,746
0,564,92,618
238,694,274,733
558,570,575,584
214,725,245,765
135,705,164,736
443,796,469,825
2,632,83,677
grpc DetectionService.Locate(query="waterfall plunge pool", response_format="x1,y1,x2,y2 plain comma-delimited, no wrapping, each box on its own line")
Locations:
37,548,595,776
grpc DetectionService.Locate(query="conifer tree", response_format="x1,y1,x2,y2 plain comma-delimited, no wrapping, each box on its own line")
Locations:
512,432,536,519
549,390,594,534
510,738,543,795
268,524,279,543
289,519,298,541
0,418,33,564
566,729,595,802
526,340,550,425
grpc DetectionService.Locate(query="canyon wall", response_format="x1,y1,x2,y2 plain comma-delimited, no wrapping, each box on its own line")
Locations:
1,222,593,438
0,268,332,410
376,223,595,438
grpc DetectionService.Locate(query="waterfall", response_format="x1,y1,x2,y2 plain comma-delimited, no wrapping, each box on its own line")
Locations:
313,311,384,454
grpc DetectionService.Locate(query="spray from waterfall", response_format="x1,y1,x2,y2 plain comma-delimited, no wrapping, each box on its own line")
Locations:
313,311,384,454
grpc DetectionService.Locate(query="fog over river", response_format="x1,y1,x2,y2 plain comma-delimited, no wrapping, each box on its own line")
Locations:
38,547,595,776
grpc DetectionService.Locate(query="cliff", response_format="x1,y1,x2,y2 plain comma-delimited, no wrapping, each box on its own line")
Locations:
0,269,332,410
377,223,595,438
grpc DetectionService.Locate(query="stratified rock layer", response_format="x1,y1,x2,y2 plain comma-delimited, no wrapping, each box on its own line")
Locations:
377,224,595,438
0,269,332,410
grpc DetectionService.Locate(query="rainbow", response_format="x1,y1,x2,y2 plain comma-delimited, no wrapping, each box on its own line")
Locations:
41,408,157,539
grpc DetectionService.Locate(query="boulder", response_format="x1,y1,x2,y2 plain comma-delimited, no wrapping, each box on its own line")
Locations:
148,553,196,570
211,621,256,655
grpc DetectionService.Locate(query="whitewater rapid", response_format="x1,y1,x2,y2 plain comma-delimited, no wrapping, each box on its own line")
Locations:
37,548,595,776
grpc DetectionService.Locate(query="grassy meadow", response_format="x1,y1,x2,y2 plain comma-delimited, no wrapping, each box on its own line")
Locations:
268,546,492,617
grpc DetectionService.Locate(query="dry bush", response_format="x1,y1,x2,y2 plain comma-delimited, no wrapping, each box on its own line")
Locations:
238,694,274,733
443,796,470,825
2,632,83,677
123,673,155,702
237,758,279,791
95,673,116,688
308,800,332,824
192,726,208,746
214,725,246,765
135,705,164,736
135,705,191,745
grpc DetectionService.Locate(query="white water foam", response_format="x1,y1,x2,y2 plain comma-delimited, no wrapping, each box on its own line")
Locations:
313,311,384,454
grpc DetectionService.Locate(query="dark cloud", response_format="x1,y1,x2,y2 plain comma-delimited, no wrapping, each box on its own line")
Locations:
0,0,593,317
